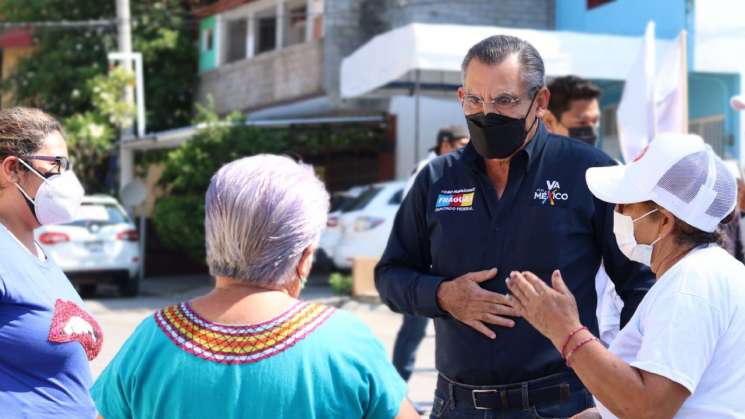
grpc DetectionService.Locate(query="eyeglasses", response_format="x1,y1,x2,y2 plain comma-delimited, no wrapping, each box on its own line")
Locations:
23,155,72,172
461,92,524,114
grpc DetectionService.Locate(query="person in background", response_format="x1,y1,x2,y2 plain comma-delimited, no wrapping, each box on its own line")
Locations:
543,75,601,146
403,125,470,196
0,107,101,419
395,125,468,413
92,155,418,419
543,75,624,345
509,133,745,418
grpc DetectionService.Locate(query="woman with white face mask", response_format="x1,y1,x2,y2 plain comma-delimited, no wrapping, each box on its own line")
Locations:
505,133,745,419
0,107,102,419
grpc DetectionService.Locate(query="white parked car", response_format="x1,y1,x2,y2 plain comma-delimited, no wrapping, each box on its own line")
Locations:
317,186,366,269
332,181,405,270
35,195,141,297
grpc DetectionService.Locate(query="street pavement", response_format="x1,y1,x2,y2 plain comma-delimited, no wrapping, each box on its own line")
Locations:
84,274,437,415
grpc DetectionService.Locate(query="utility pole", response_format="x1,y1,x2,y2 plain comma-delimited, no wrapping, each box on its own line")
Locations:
116,0,149,287
116,0,135,196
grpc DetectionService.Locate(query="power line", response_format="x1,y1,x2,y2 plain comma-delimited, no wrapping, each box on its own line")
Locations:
0,0,510,33
0,19,117,30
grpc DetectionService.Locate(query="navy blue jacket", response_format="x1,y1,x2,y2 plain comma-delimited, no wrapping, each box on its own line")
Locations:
375,123,654,385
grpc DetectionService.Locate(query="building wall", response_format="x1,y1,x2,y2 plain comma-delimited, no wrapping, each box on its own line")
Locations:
322,0,385,102
197,38,325,114
596,73,741,161
389,94,468,179
556,0,688,39
558,0,743,159
384,0,554,31
198,0,555,113
199,16,218,73
689,72,740,159
323,0,555,101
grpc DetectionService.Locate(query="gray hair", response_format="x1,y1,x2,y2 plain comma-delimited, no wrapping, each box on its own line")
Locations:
204,154,329,287
461,35,545,96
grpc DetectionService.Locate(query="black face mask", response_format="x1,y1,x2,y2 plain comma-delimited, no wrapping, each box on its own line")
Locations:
465,93,539,160
568,125,599,146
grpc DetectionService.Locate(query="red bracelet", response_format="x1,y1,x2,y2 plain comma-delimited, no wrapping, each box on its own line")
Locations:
560,326,587,359
566,337,599,368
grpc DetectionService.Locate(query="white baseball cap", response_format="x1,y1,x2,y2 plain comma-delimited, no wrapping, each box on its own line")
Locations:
586,133,737,233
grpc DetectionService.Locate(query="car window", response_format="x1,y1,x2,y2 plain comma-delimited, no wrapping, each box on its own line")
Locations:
388,189,404,205
330,195,357,213
329,195,346,213
67,203,130,226
345,187,382,212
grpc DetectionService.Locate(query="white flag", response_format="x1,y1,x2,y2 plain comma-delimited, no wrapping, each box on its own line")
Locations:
617,22,657,162
656,31,688,135
617,22,688,162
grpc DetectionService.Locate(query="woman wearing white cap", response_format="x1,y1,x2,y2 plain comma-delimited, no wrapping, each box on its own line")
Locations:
505,133,745,418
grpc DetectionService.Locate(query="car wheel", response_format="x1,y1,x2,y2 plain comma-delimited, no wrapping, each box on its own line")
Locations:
78,284,97,298
118,273,140,297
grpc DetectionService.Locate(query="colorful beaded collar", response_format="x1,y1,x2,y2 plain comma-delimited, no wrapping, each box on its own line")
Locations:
154,301,335,364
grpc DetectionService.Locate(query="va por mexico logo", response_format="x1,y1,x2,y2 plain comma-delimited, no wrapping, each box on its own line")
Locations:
534,180,568,206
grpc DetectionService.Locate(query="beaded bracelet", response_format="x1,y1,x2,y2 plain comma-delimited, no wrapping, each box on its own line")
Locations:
566,336,599,368
560,326,588,359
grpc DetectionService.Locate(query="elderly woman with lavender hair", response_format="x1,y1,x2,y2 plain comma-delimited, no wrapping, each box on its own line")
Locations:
91,155,417,419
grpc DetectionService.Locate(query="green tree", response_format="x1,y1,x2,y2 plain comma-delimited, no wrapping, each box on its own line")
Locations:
62,66,135,193
152,104,290,262
152,104,383,263
0,0,196,132
63,112,115,193
89,66,136,129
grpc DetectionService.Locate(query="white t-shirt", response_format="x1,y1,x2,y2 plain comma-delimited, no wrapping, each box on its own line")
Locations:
596,245,745,418
595,265,624,346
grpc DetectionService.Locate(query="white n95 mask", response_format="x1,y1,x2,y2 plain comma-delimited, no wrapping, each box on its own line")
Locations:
613,209,662,266
14,159,85,226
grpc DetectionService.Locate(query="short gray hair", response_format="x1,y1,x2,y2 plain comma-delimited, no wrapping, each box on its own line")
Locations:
205,155,329,287
461,35,545,96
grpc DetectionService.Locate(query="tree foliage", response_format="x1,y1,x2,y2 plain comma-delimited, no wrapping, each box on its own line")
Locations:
62,66,135,193
1,0,198,194
152,104,383,263
63,112,115,193
0,0,196,131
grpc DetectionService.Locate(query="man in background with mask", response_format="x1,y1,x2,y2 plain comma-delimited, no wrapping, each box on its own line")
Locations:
544,76,624,345
403,125,470,196
543,75,601,146
375,35,654,418
394,125,469,414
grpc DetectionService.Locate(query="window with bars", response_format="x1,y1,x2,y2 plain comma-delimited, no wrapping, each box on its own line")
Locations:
202,28,214,52
284,4,307,47
225,19,247,63
257,16,277,54
689,115,726,157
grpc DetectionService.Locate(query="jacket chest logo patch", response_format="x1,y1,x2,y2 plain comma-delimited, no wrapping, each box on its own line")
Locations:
533,180,569,206
436,187,475,212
